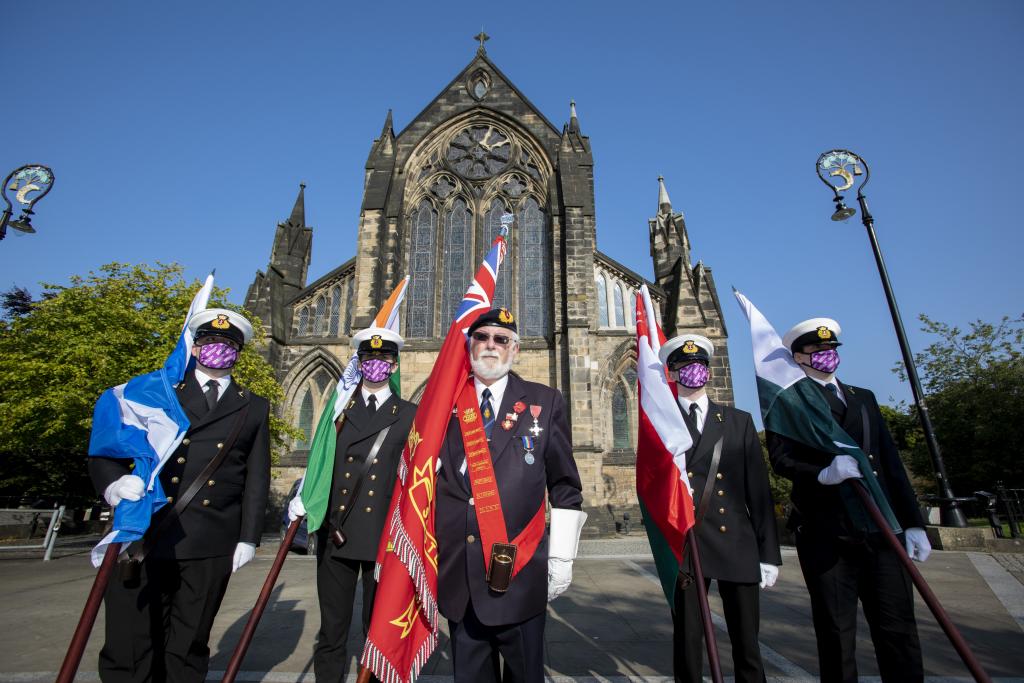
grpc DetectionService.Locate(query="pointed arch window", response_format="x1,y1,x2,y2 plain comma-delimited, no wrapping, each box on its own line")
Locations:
596,274,609,327
629,291,637,326
612,383,630,449
484,198,512,310
313,295,327,336
297,389,313,449
407,200,437,338
613,283,626,327
298,306,310,336
517,197,550,337
441,198,473,329
343,277,355,335
329,285,341,336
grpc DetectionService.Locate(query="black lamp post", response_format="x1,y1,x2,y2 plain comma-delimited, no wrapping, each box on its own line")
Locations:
1,164,55,241
815,149,968,528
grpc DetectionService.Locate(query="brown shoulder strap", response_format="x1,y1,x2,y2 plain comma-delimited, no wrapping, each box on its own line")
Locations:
694,436,725,525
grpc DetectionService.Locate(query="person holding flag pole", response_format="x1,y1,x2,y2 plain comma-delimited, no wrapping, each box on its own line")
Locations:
733,290,990,683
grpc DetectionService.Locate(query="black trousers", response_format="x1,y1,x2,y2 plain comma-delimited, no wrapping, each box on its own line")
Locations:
448,601,546,683
99,555,233,683
313,554,377,683
672,576,765,683
796,530,923,683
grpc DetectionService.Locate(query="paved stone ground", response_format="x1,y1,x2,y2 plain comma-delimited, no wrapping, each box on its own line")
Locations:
2,539,1023,682
993,553,1024,586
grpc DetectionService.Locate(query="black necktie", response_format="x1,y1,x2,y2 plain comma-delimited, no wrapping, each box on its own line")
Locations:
204,379,219,413
481,388,495,440
824,383,846,418
367,394,377,414
689,403,702,435
681,401,700,445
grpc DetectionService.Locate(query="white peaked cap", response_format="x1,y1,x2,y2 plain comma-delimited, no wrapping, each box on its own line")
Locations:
658,333,714,365
187,308,254,344
782,317,842,351
351,326,405,351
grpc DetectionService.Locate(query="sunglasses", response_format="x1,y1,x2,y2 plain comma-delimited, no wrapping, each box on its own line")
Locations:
471,331,513,347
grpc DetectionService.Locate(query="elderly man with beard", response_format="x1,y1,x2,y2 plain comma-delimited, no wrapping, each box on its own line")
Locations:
435,307,587,683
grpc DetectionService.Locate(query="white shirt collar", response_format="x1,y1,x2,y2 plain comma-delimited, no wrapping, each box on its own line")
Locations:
361,383,393,407
678,393,709,415
809,375,845,402
474,373,509,414
194,367,231,393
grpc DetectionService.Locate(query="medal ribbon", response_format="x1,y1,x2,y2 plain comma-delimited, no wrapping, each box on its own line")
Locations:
455,376,546,579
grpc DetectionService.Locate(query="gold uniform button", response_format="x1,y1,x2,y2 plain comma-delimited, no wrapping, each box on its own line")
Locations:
719,507,726,515
177,457,186,464
202,499,210,506
217,442,224,449
166,496,174,503
345,472,351,479
182,438,191,445
207,480,215,487
171,476,180,484
365,507,372,513
370,474,377,481
467,534,476,543
368,490,375,496
717,490,725,497
339,505,346,511
868,454,875,460
347,456,354,463
373,458,379,464
872,470,879,476
719,525,727,533
341,488,348,495
716,473,723,480
687,471,694,478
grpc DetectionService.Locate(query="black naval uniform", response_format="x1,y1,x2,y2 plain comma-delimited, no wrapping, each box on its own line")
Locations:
89,372,270,683
673,399,781,683
436,372,583,683
313,387,416,683
768,379,926,683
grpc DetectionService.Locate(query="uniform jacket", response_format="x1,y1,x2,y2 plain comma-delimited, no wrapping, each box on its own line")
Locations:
89,373,271,560
323,389,416,562
685,401,781,583
436,372,583,626
767,380,925,537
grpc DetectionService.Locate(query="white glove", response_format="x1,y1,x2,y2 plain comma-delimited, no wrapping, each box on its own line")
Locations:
905,527,931,563
104,474,146,507
759,563,779,589
232,542,256,572
817,455,863,486
287,495,306,522
547,508,588,601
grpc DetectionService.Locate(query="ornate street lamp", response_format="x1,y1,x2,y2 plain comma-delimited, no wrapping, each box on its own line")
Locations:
1,164,55,240
815,149,968,528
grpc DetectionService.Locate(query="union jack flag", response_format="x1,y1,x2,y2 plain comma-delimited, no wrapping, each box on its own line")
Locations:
452,228,508,330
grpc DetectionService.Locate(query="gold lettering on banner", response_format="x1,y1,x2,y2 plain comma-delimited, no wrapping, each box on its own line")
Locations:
476,490,496,499
475,476,493,485
479,504,501,513
390,598,418,639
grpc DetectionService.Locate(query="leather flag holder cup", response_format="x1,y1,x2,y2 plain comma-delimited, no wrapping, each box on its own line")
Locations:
486,542,518,592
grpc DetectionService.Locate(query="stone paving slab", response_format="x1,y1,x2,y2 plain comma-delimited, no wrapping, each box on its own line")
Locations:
2,542,1023,682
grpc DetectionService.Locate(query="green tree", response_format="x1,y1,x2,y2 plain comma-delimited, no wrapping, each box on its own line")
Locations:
0,263,300,504
891,314,1024,495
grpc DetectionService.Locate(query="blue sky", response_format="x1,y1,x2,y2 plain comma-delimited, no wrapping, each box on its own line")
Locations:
3,1,1022,422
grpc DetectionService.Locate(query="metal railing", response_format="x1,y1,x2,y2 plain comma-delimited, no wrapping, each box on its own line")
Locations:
0,506,66,560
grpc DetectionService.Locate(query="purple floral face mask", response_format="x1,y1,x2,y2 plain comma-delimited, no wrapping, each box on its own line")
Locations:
677,362,710,388
198,342,238,370
809,348,840,374
360,358,394,383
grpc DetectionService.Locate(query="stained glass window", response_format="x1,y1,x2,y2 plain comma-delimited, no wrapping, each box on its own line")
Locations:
297,389,313,449
343,277,354,335
613,283,625,327
596,275,609,327
517,198,550,336
484,198,512,309
313,295,326,336
441,198,472,329
407,200,437,338
329,285,341,336
612,383,630,449
298,306,309,336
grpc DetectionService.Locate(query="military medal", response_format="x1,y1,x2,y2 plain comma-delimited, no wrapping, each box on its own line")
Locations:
529,404,543,437
513,401,526,414
521,436,536,465
501,417,515,431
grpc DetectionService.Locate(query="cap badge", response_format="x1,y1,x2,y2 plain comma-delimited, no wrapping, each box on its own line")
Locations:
817,326,832,340
212,314,231,330
682,340,698,354
498,308,514,324
370,334,383,349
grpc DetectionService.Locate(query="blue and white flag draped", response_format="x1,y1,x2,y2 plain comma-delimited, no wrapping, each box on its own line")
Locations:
88,273,215,566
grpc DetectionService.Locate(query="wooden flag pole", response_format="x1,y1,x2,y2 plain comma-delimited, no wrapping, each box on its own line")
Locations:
686,529,724,683
221,518,302,683
851,484,990,682
56,542,121,683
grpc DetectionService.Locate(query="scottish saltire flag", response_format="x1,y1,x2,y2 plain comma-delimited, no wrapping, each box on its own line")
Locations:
87,273,215,566
634,285,696,606
299,276,409,534
733,289,900,534
360,228,508,683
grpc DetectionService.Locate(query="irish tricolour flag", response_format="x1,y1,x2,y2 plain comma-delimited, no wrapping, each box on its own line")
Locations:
299,276,409,534
732,288,900,534
635,285,696,607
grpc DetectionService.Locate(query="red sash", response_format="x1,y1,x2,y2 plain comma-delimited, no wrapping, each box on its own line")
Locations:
455,377,546,579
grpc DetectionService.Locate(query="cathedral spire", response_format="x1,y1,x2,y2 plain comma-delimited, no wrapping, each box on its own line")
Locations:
381,108,393,137
569,99,580,133
289,182,306,227
657,175,672,214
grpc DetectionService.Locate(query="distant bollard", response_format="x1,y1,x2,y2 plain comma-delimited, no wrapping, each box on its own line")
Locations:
622,512,631,535
975,491,1003,538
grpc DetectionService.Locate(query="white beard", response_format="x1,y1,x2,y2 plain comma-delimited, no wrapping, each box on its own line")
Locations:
471,352,514,381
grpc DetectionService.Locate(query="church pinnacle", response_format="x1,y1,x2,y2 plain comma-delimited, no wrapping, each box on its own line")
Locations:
474,29,490,54
289,182,306,227
657,175,672,214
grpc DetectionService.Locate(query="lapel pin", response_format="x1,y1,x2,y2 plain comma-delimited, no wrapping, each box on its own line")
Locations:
715,413,723,423
501,418,515,431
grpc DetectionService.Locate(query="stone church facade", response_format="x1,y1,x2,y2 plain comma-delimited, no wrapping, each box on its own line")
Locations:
245,44,732,535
